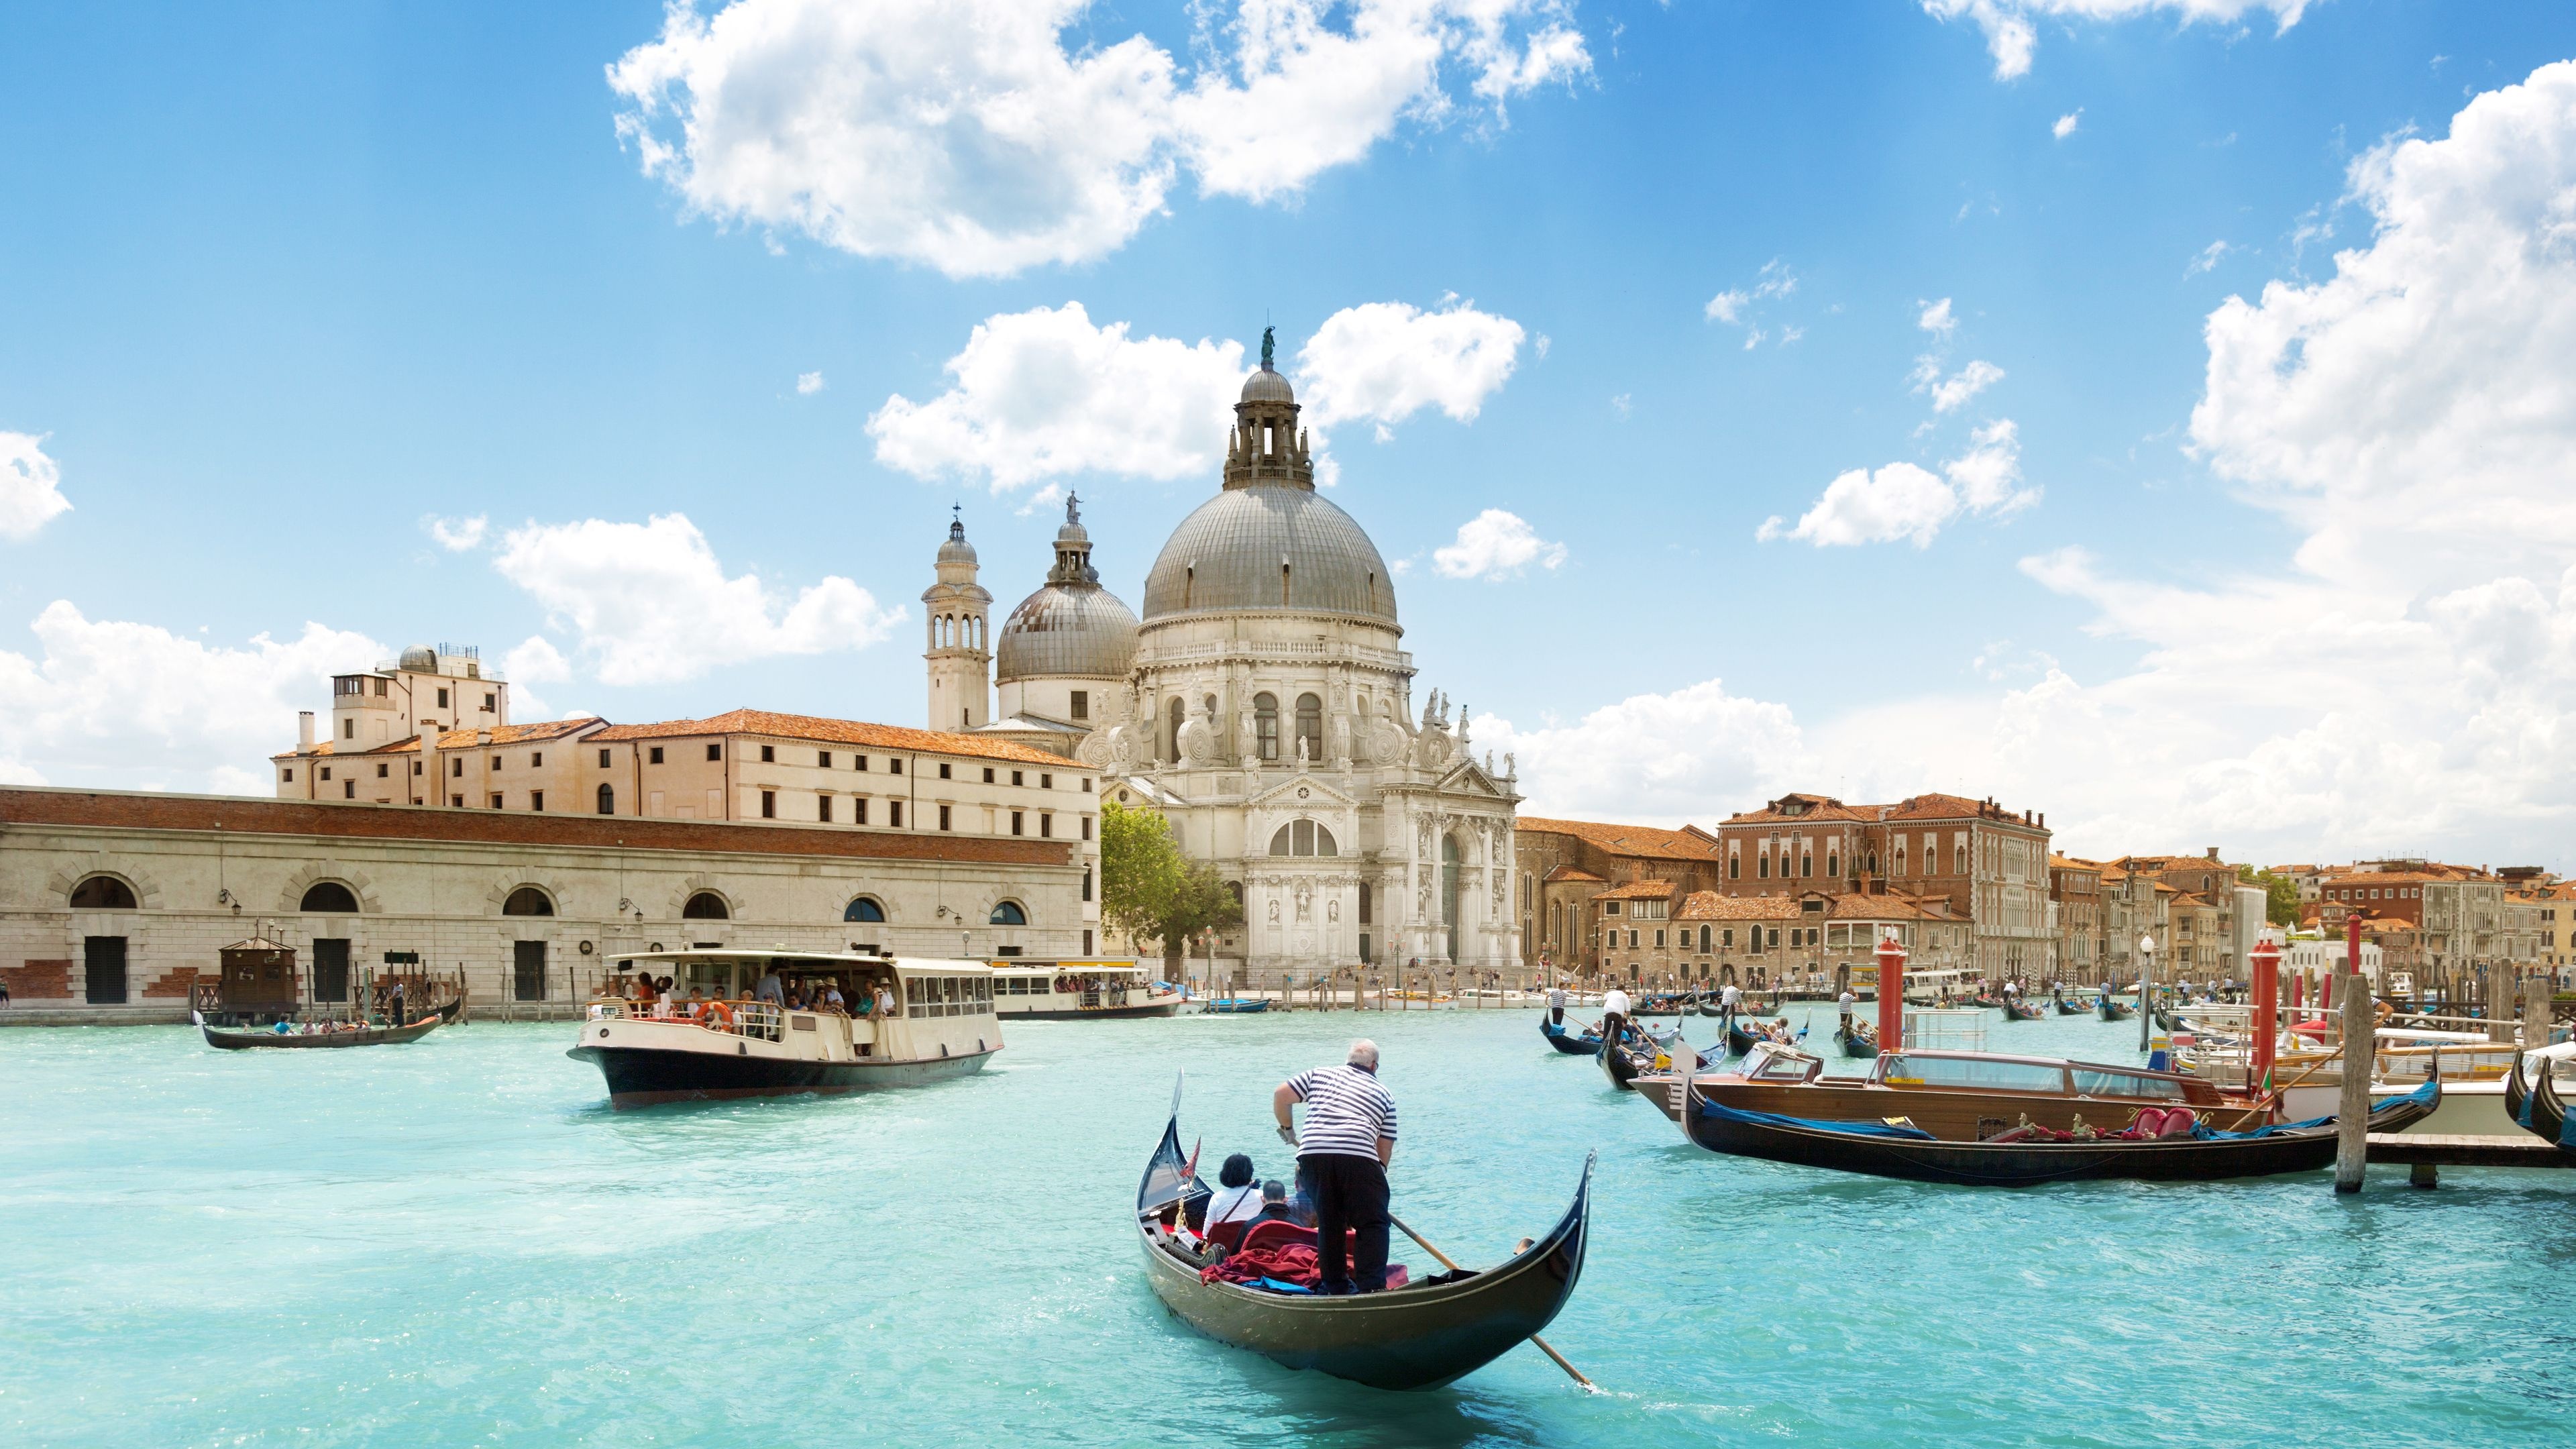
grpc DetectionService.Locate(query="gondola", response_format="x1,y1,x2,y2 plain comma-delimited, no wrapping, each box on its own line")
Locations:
1967,995,2006,1011
2530,1056,2571,1152
2098,997,2135,1022
1697,998,1727,1018
1599,1032,1654,1090
1677,1077,2442,1186
1539,1016,1604,1057
2001,999,2045,1022
2151,1005,2183,1032
1725,1017,1769,1057
199,1013,445,1050
2506,1051,2533,1131
1134,1088,1592,1390
2052,995,2089,1016
1831,1022,1878,1059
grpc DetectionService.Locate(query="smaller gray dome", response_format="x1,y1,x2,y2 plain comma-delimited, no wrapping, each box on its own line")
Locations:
1240,367,1295,405
399,645,437,672
996,584,1139,682
936,518,977,565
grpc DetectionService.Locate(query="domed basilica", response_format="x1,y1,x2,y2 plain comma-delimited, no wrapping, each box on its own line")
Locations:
922,350,1523,985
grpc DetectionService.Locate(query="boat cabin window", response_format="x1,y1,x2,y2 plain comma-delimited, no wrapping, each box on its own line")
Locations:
2070,1068,2186,1100
904,975,993,1018
1740,1046,1820,1083
1878,1055,2068,1093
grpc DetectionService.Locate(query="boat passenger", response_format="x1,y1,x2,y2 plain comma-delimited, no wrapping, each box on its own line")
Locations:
874,981,896,1019
755,968,784,1005
822,983,847,1014
1205,1155,1264,1233
1273,1038,1399,1296
1250,1180,1297,1226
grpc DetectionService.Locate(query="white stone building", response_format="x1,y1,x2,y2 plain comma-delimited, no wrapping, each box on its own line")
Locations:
930,354,1523,987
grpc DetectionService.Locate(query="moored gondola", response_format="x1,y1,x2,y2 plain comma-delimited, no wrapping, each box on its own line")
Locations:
2505,1051,2531,1130
1540,1016,1604,1057
199,1013,445,1050
2098,996,2135,1022
1134,1088,1592,1390
2531,1056,2574,1155
1677,1078,2441,1185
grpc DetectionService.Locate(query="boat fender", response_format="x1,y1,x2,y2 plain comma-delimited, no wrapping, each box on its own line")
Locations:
737,1041,747,1055
941,1043,949,1057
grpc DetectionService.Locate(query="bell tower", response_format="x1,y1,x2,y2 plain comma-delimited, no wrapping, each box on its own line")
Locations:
922,509,991,732
1224,325,1314,491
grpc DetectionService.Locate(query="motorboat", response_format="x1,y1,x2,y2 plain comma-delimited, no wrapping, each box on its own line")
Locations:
989,961,1181,1020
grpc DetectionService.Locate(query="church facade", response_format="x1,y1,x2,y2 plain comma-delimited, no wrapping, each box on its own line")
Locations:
929,350,1523,987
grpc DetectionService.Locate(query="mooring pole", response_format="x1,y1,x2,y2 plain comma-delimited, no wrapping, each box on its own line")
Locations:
2249,936,2280,1098
2334,968,2372,1193
2137,934,2155,1053
2525,972,2553,1052
1875,933,1905,1051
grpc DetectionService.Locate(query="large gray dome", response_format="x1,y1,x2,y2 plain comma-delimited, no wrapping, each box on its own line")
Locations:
1141,486,1399,626
996,582,1139,681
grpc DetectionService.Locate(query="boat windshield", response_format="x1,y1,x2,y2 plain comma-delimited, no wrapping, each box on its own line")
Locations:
2070,1067,2186,1099
1740,1044,1819,1082
1879,1054,2068,1093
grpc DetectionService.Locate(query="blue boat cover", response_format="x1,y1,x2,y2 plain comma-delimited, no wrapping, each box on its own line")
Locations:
1696,1097,1937,1140
2194,1077,2439,1139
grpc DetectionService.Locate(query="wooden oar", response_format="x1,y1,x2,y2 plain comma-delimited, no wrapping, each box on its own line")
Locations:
2218,1036,2349,1132
1387,1214,1595,1391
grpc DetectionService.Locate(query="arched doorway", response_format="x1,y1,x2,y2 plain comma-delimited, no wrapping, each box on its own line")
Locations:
1440,834,1462,965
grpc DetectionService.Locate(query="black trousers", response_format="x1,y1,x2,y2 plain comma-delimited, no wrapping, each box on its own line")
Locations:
1301,1152,1389,1291
1550,1005,1564,1026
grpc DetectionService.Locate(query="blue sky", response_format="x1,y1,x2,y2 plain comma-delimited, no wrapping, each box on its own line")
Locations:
5,1,2576,863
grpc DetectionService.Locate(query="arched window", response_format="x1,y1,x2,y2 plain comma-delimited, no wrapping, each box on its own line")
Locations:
1295,693,1322,762
502,887,554,916
300,882,360,913
1828,851,1840,879
1267,820,1338,857
1253,693,1279,761
596,784,615,815
844,896,886,922
989,900,1027,926
68,875,137,910
1167,697,1185,761
682,892,729,920
1758,854,1770,879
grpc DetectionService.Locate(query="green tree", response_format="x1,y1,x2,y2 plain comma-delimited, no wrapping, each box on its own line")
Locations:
1159,862,1245,976
2238,864,2300,927
1099,798,1184,953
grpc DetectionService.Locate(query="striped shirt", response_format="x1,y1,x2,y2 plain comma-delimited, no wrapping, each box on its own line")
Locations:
1287,1063,1397,1160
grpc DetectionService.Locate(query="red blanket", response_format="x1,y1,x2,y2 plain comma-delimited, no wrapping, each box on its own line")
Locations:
1200,1242,1320,1287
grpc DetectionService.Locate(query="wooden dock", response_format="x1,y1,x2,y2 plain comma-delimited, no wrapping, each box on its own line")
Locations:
2365,1132,2570,1187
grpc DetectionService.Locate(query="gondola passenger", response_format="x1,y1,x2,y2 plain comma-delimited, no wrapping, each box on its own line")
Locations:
1250,1180,1298,1226
1205,1155,1264,1238
1273,1039,1398,1295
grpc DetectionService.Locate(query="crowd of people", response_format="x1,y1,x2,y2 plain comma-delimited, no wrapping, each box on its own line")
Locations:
606,968,899,1026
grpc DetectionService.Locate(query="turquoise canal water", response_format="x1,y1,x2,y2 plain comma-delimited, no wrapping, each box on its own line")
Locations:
6,1005,2574,1447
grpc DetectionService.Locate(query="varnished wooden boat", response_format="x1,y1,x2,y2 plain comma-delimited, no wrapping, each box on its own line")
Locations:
1636,1045,2241,1140
2098,997,2135,1022
1540,1016,1603,1057
1134,1089,1592,1390
199,1014,444,1050
1676,1077,2442,1185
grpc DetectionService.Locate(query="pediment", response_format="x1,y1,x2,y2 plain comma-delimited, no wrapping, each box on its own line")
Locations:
1246,773,1360,812
1434,760,1509,799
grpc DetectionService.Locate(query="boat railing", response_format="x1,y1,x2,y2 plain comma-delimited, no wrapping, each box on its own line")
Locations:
584,998,791,1042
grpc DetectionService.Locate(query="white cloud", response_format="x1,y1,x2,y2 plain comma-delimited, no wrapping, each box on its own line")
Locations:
1295,299,1525,434
1705,260,1796,343
1610,392,1632,420
504,635,571,684
1922,1,2311,80
1923,358,2005,413
1760,420,2031,548
1758,462,1957,548
492,513,904,686
609,0,1589,278
871,297,1523,489
0,604,380,789
425,515,488,551
2185,239,2232,275
1430,509,1566,580
1527,62,2576,863
2053,109,2082,140
1705,290,1750,325
796,371,826,395
867,303,1245,490
1479,682,1812,825
0,431,71,541
1917,297,1957,337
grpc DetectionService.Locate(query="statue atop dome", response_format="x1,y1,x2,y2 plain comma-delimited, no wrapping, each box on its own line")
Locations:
1260,325,1275,370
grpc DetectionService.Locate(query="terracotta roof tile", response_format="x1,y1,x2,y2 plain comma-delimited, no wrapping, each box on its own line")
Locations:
1542,865,1605,883
1515,816,1722,861
1674,891,1795,921
590,709,1073,767
1594,879,1677,900
273,717,602,761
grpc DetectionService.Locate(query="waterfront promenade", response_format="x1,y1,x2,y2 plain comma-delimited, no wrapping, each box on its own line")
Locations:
5,1010,2572,1446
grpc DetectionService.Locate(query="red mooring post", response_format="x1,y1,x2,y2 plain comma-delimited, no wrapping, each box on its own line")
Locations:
2345,912,2363,979
1875,934,1906,1051
2249,937,2280,1094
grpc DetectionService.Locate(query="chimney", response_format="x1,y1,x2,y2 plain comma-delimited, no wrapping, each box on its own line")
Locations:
419,727,440,808
2037,812,2045,829
298,711,315,750
2206,847,2220,861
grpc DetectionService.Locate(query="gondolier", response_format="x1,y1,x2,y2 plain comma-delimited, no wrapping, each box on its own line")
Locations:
1603,985,1633,1046
1273,1040,1398,1295
1547,983,1568,1027
1837,985,1856,1027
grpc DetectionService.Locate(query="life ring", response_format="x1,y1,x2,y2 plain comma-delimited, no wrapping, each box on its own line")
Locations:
703,1000,735,1030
